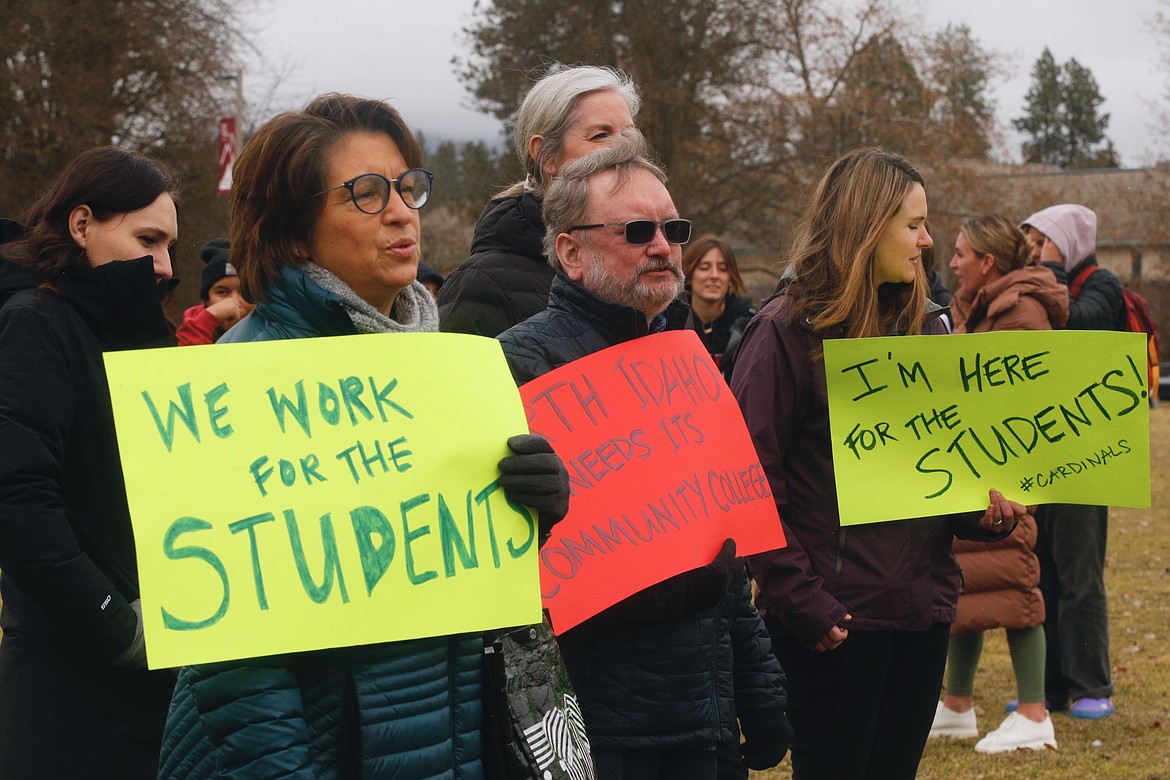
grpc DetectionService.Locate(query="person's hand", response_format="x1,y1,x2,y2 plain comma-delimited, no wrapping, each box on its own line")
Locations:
111,598,147,668
979,488,1028,534
739,708,793,770
497,434,569,539
205,297,247,329
814,613,851,652
682,538,738,614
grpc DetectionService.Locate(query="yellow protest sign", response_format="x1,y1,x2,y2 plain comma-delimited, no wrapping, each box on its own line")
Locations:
104,333,539,669
824,330,1151,525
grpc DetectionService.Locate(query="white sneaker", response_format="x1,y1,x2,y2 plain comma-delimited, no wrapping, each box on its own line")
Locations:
929,701,978,738
974,712,1058,754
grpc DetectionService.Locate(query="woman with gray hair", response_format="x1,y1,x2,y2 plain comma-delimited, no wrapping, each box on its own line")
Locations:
439,63,641,337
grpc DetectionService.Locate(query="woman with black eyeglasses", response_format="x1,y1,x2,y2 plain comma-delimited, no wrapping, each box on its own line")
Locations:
158,93,569,780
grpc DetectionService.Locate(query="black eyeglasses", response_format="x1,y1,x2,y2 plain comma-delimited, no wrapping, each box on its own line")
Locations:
314,169,433,213
568,219,692,245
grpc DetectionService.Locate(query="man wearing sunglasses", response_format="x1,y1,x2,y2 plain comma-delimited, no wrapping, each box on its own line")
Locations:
500,137,691,362
497,136,790,780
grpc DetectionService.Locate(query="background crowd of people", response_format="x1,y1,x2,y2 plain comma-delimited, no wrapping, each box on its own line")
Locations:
0,62,1128,780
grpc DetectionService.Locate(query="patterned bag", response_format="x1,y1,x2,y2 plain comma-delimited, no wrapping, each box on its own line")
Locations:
482,618,595,780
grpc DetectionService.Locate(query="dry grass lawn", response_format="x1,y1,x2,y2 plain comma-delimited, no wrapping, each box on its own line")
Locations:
753,404,1170,779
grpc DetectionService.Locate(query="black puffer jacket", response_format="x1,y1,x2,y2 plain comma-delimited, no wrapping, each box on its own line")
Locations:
0,254,177,779
439,192,556,337
498,274,787,750
688,293,756,381
1046,256,1125,331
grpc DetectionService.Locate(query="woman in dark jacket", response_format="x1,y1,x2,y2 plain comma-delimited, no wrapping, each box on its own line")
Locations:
681,235,756,381
0,146,180,779
730,149,1028,780
157,94,568,780
438,64,640,336
1018,203,1119,720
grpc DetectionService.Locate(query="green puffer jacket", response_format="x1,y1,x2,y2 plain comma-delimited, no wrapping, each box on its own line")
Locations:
158,265,484,779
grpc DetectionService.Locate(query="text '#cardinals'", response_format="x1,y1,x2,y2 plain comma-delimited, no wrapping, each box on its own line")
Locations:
519,330,786,633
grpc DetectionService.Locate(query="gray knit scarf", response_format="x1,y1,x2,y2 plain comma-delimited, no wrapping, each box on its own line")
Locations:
301,261,439,334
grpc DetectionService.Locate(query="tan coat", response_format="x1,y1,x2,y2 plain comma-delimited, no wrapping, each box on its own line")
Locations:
950,264,1070,334
952,513,1043,634
949,263,1066,635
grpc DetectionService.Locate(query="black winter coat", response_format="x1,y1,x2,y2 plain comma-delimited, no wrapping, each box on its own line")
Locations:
0,255,177,779
1046,256,1125,331
438,192,556,337
689,293,756,381
498,274,787,750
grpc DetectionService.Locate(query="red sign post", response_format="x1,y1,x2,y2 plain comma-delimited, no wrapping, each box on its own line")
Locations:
217,117,236,196
519,330,786,633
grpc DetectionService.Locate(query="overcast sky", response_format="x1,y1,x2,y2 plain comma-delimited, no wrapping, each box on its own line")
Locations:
241,0,1166,167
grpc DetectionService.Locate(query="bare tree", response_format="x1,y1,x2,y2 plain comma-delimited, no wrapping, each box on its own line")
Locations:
1,0,250,313
456,0,1001,252
1152,1,1170,161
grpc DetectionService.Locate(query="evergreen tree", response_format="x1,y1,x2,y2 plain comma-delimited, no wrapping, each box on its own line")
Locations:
1062,58,1117,167
1013,49,1117,167
1014,49,1065,164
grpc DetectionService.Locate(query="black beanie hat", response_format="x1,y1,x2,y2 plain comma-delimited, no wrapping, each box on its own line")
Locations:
416,262,444,288
199,237,234,300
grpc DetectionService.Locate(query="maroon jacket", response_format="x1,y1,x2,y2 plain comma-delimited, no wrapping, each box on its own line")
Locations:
730,292,1002,649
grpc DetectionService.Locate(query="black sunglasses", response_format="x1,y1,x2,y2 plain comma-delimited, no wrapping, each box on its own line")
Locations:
568,219,692,245
313,169,434,213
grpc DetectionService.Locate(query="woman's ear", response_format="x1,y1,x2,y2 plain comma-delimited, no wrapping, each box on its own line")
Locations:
529,134,558,177
981,253,996,274
68,205,94,248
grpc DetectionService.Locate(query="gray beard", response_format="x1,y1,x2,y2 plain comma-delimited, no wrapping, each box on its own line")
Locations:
583,254,684,317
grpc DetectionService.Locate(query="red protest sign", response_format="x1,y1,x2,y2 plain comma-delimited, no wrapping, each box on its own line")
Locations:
520,330,786,633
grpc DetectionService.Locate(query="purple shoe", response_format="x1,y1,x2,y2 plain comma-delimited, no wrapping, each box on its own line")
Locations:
1069,697,1114,719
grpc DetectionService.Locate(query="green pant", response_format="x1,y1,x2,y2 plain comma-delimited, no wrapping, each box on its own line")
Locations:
945,625,1045,703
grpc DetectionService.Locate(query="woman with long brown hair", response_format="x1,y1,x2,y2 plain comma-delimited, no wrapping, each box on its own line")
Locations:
681,234,755,379
730,148,1027,780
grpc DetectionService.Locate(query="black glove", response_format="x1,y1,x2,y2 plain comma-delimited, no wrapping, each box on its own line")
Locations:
739,707,793,770
497,434,570,539
682,538,737,614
